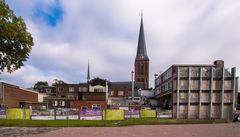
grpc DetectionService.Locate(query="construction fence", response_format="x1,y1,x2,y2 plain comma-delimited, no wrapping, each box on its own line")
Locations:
0,108,173,120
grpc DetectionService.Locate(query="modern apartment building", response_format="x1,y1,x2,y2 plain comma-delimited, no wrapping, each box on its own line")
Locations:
154,60,238,119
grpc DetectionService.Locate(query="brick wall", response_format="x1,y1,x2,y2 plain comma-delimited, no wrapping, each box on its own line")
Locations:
3,83,38,108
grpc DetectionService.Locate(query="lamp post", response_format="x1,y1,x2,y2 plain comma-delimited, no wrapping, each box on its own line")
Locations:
131,71,134,104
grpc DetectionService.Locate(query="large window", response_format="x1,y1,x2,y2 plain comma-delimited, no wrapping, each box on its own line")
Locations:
141,64,144,75
109,91,114,96
69,87,74,92
58,87,63,92
67,95,75,99
94,88,104,92
60,101,65,106
118,91,124,96
52,101,58,106
81,106,88,110
79,87,87,92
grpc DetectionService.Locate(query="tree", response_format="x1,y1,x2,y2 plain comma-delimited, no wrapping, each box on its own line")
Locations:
0,0,33,73
52,79,65,87
89,77,110,86
33,81,49,91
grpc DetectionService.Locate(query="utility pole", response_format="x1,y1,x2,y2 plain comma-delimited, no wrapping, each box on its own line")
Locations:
131,71,134,104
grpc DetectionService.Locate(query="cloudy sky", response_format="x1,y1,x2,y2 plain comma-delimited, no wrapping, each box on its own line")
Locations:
1,0,240,88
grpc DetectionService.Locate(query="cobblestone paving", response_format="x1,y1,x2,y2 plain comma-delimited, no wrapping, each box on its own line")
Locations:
0,127,58,137
21,123,240,137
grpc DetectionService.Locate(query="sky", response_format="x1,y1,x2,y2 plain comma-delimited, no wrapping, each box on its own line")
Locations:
1,0,240,88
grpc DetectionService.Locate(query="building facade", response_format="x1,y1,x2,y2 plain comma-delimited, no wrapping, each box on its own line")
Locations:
48,97,71,109
70,101,106,110
108,81,144,107
155,60,238,119
0,82,38,108
56,83,88,99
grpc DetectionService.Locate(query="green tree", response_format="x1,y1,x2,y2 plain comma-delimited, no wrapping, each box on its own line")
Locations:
0,0,33,73
33,81,49,91
52,79,65,87
89,77,110,86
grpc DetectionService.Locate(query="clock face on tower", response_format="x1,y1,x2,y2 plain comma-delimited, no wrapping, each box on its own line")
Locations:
140,54,144,59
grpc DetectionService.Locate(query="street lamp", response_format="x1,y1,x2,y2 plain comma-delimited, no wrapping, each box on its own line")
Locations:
131,71,134,104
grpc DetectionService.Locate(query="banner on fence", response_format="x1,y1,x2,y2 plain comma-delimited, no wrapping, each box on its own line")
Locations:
68,108,79,120
0,108,6,119
31,109,55,120
124,110,140,118
80,110,102,120
104,109,124,120
6,108,30,119
157,110,172,118
56,108,79,120
140,110,156,118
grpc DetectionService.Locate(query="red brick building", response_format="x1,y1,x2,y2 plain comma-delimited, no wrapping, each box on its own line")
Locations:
0,82,38,108
56,83,88,99
47,97,72,109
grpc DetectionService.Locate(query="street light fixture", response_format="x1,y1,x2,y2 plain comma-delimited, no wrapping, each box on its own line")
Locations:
131,70,134,104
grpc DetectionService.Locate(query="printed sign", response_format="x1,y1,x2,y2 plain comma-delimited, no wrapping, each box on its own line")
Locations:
31,109,55,120
56,108,79,120
140,110,156,118
0,108,6,119
80,110,102,120
157,110,172,118
6,108,30,119
125,110,140,118
104,109,124,120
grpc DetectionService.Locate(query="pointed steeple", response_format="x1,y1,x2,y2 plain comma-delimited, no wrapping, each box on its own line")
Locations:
136,14,149,61
87,60,90,82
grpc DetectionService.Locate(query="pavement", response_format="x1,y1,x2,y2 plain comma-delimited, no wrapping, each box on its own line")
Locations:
0,127,58,137
0,123,239,137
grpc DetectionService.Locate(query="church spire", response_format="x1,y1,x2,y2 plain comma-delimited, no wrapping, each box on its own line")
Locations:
87,60,90,82
134,13,149,89
136,14,149,61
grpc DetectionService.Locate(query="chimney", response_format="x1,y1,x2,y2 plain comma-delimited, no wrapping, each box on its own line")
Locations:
214,60,224,69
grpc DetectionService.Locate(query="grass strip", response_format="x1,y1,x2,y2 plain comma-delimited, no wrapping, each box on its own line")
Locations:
0,119,228,127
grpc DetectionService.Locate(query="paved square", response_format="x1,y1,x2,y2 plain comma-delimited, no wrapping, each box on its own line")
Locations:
16,123,240,137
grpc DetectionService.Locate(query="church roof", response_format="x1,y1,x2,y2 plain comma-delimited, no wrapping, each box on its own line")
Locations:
136,16,149,61
110,81,145,89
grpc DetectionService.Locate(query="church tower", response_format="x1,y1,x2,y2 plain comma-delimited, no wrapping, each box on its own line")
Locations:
135,15,149,89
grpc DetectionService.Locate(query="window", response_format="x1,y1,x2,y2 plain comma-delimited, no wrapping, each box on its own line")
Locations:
60,101,65,106
58,87,63,92
68,95,75,99
109,91,114,96
92,104,101,110
133,97,140,101
94,88,104,92
52,101,58,106
81,106,88,110
118,91,124,96
79,87,87,92
46,89,51,93
141,64,144,75
69,87,74,92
